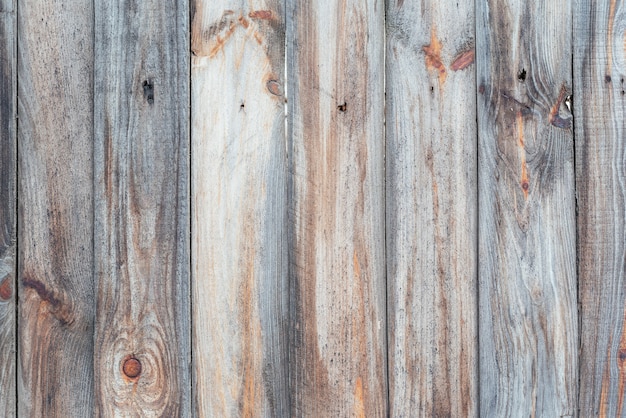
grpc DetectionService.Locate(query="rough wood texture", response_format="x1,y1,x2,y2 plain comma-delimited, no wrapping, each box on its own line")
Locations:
477,1,578,416
575,0,626,415
17,0,94,415
287,0,387,415
0,0,15,416
386,1,478,416
93,1,190,416
191,1,288,416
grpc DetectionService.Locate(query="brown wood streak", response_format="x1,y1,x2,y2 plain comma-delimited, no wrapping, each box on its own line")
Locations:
0,1,15,415
17,0,95,415
288,0,386,416
576,0,626,415
94,0,190,416
478,0,576,416
386,0,477,415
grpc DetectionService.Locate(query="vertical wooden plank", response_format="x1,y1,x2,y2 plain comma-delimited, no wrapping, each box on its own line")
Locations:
287,0,386,415
477,1,577,416
93,1,190,416
0,0,15,416
191,1,288,417
386,1,477,416
17,0,94,415
575,0,626,415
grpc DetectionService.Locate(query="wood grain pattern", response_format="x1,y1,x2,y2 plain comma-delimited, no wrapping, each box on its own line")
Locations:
17,0,94,415
477,1,578,416
386,1,478,416
286,0,387,415
191,1,288,416
93,1,190,416
0,0,15,416
575,0,626,415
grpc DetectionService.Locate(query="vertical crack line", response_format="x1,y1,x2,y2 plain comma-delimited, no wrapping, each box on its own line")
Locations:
474,0,480,415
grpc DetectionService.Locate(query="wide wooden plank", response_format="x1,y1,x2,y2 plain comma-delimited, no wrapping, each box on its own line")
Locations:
93,1,190,416
386,1,478,416
477,1,577,416
17,0,94,415
0,0,15,416
191,1,288,416
286,1,387,415
575,0,626,415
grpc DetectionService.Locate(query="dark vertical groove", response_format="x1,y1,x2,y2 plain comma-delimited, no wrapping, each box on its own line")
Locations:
14,0,19,414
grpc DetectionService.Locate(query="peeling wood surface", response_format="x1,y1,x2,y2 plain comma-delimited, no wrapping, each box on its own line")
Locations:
477,1,578,416
17,0,94,416
0,0,15,415
575,0,626,416
386,0,478,416
286,0,387,416
191,1,288,416
93,1,190,416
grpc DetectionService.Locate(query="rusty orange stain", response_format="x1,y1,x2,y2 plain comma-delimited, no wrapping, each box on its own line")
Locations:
422,28,446,86
354,377,365,418
249,10,274,20
238,16,250,29
608,0,616,76
0,275,12,300
353,251,361,279
451,49,475,71
209,22,237,58
266,80,281,96
600,339,611,417
254,33,263,45
517,111,529,199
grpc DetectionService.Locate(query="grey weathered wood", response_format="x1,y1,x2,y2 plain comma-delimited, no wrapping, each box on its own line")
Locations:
0,0,15,416
191,1,288,416
287,0,387,415
386,1,478,416
17,0,94,415
477,1,577,416
93,1,190,416
575,0,626,415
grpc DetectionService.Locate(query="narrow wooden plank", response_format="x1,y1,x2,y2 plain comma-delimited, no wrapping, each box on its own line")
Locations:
286,1,387,415
17,0,94,415
0,0,15,416
93,1,190,416
575,0,626,415
386,1,477,416
477,1,577,416
191,1,288,416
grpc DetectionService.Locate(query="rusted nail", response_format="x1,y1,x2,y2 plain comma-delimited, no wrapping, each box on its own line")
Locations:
0,275,12,300
123,357,142,379
521,181,529,191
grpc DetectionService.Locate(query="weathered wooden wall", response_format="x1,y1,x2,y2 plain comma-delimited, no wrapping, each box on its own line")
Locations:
1,0,625,417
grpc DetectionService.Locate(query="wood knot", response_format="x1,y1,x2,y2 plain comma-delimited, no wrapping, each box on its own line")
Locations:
122,356,142,379
0,275,12,300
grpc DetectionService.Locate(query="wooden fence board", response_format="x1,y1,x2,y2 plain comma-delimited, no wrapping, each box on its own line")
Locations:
191,1,288,416
93,1,190,416
17,0,94,415
386,1,478,416
286,1,387,415
0,0,15,416
477,1,578,416
575,0,626,415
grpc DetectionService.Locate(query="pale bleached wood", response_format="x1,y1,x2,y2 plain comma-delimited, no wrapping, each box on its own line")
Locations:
575,0,626,415
0,0,15,416
17,0,94,415
286,1,387,415
386,1,477,416
93,1,190,416
191,1,288,416
477,1,577,416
